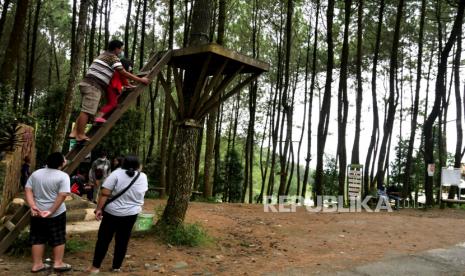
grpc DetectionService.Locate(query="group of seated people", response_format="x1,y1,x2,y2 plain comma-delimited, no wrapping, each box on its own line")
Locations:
377,185,402,208
69,152,123,203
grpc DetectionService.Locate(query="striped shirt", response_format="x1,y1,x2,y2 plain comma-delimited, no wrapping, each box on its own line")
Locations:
82,52,123,92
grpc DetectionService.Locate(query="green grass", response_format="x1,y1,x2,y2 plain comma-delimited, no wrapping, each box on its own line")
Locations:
65,239,92,253
154,222,212,247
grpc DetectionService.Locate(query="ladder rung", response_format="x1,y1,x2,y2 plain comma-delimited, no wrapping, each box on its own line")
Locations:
4,221,15,231
137,71,149,76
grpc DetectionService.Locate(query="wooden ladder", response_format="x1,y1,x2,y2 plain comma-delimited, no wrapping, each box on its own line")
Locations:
0,50,173,255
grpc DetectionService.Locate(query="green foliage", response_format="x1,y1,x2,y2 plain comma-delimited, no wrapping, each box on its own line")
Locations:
32,85,66,165
322,154,339,196
216,149,244,202
65,239,91,253
7,231,30,256
155,223,212,247
96,108,144,157
144,155,162,187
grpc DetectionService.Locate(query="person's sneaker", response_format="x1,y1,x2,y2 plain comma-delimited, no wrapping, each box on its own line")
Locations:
112,268,122,272
94,117,107,123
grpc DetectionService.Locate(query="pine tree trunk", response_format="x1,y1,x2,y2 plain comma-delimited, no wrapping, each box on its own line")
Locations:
124,0,133,59
364,0,384,194
23,0,42,114
375,0,404,189
88,0,98,64
51,0,90,153
0,0,12,43
204,0,226,199
302,0,319,198
403,0,425,198
103,0,110,50
297,29,311,198
351,0,363,165
146,79,160,163
278,0,293,197
162,125,199,225
96,0,103,54
314,0,334,198
424,0,465,206
258,92,272,203
337,0,351,196
0,0,29,90
193,121,204,191
130,0,141,64
161,0,212,226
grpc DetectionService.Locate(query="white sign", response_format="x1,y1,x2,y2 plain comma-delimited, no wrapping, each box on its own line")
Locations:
346,165,363,199
427,163,435,177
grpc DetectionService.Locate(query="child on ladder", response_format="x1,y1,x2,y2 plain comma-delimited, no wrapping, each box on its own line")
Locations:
69,40,149,143
94,58,135,123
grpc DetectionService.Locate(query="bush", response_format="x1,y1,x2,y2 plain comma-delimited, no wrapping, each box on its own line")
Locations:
155,223,211,247
7,231,30,256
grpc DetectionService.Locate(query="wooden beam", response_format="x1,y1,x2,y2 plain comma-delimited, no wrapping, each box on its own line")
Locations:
159,72,181,120
194,60,228,115
208,65,244,102
171,43,270,73
172,68,185,117
187,54,212,117
197,73,261,120
64,50,173,174
0,205,30,255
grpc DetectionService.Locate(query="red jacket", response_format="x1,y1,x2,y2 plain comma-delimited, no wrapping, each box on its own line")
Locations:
107,70,129,95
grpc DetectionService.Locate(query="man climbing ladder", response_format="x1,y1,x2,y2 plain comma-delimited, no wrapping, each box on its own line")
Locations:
69,40,149,143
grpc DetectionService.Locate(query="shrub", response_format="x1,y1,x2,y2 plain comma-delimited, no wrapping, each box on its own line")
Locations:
155,223,211,247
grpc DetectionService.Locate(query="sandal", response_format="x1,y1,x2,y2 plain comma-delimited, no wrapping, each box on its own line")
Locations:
31,263,50,273
94,117,107,123
53,263,72,272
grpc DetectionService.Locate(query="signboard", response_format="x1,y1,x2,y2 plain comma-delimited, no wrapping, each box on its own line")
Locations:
427,163,435,177
345,164,363,204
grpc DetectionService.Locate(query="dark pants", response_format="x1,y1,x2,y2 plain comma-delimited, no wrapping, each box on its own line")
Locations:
92,211,138,269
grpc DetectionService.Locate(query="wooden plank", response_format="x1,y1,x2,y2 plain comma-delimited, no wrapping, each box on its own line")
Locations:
197,73,261,119
159,72,181,120
171,43,269,73
172,68,184,116
194,60,228,115
64,50,173,174
187,54,212,117
441,199,465,203
192,65,244,119
0,206,30,255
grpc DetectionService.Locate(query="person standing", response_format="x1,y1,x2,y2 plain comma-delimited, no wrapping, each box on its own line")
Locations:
69,40,149,142
20,156,31,189
89,151,111,202
88,155,148,273
24,152,72,273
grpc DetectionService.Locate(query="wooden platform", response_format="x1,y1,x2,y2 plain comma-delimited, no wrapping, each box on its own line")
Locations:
170,43,269,75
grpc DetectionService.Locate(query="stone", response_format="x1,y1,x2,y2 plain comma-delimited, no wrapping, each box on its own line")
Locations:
173,261,188,270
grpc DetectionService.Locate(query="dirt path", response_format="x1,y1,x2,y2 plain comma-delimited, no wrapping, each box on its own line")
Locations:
3,199,465,275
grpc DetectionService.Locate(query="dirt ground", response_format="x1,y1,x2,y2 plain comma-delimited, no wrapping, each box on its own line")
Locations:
3,199,465,275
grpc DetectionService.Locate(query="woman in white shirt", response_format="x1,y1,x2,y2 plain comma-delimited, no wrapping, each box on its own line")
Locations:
88,155,148,273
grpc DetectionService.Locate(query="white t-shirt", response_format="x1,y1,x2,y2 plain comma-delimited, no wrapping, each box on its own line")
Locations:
25,168,70,217
102,168,148,216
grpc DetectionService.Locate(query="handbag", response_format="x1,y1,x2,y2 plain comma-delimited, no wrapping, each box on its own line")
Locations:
103,171,141,210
